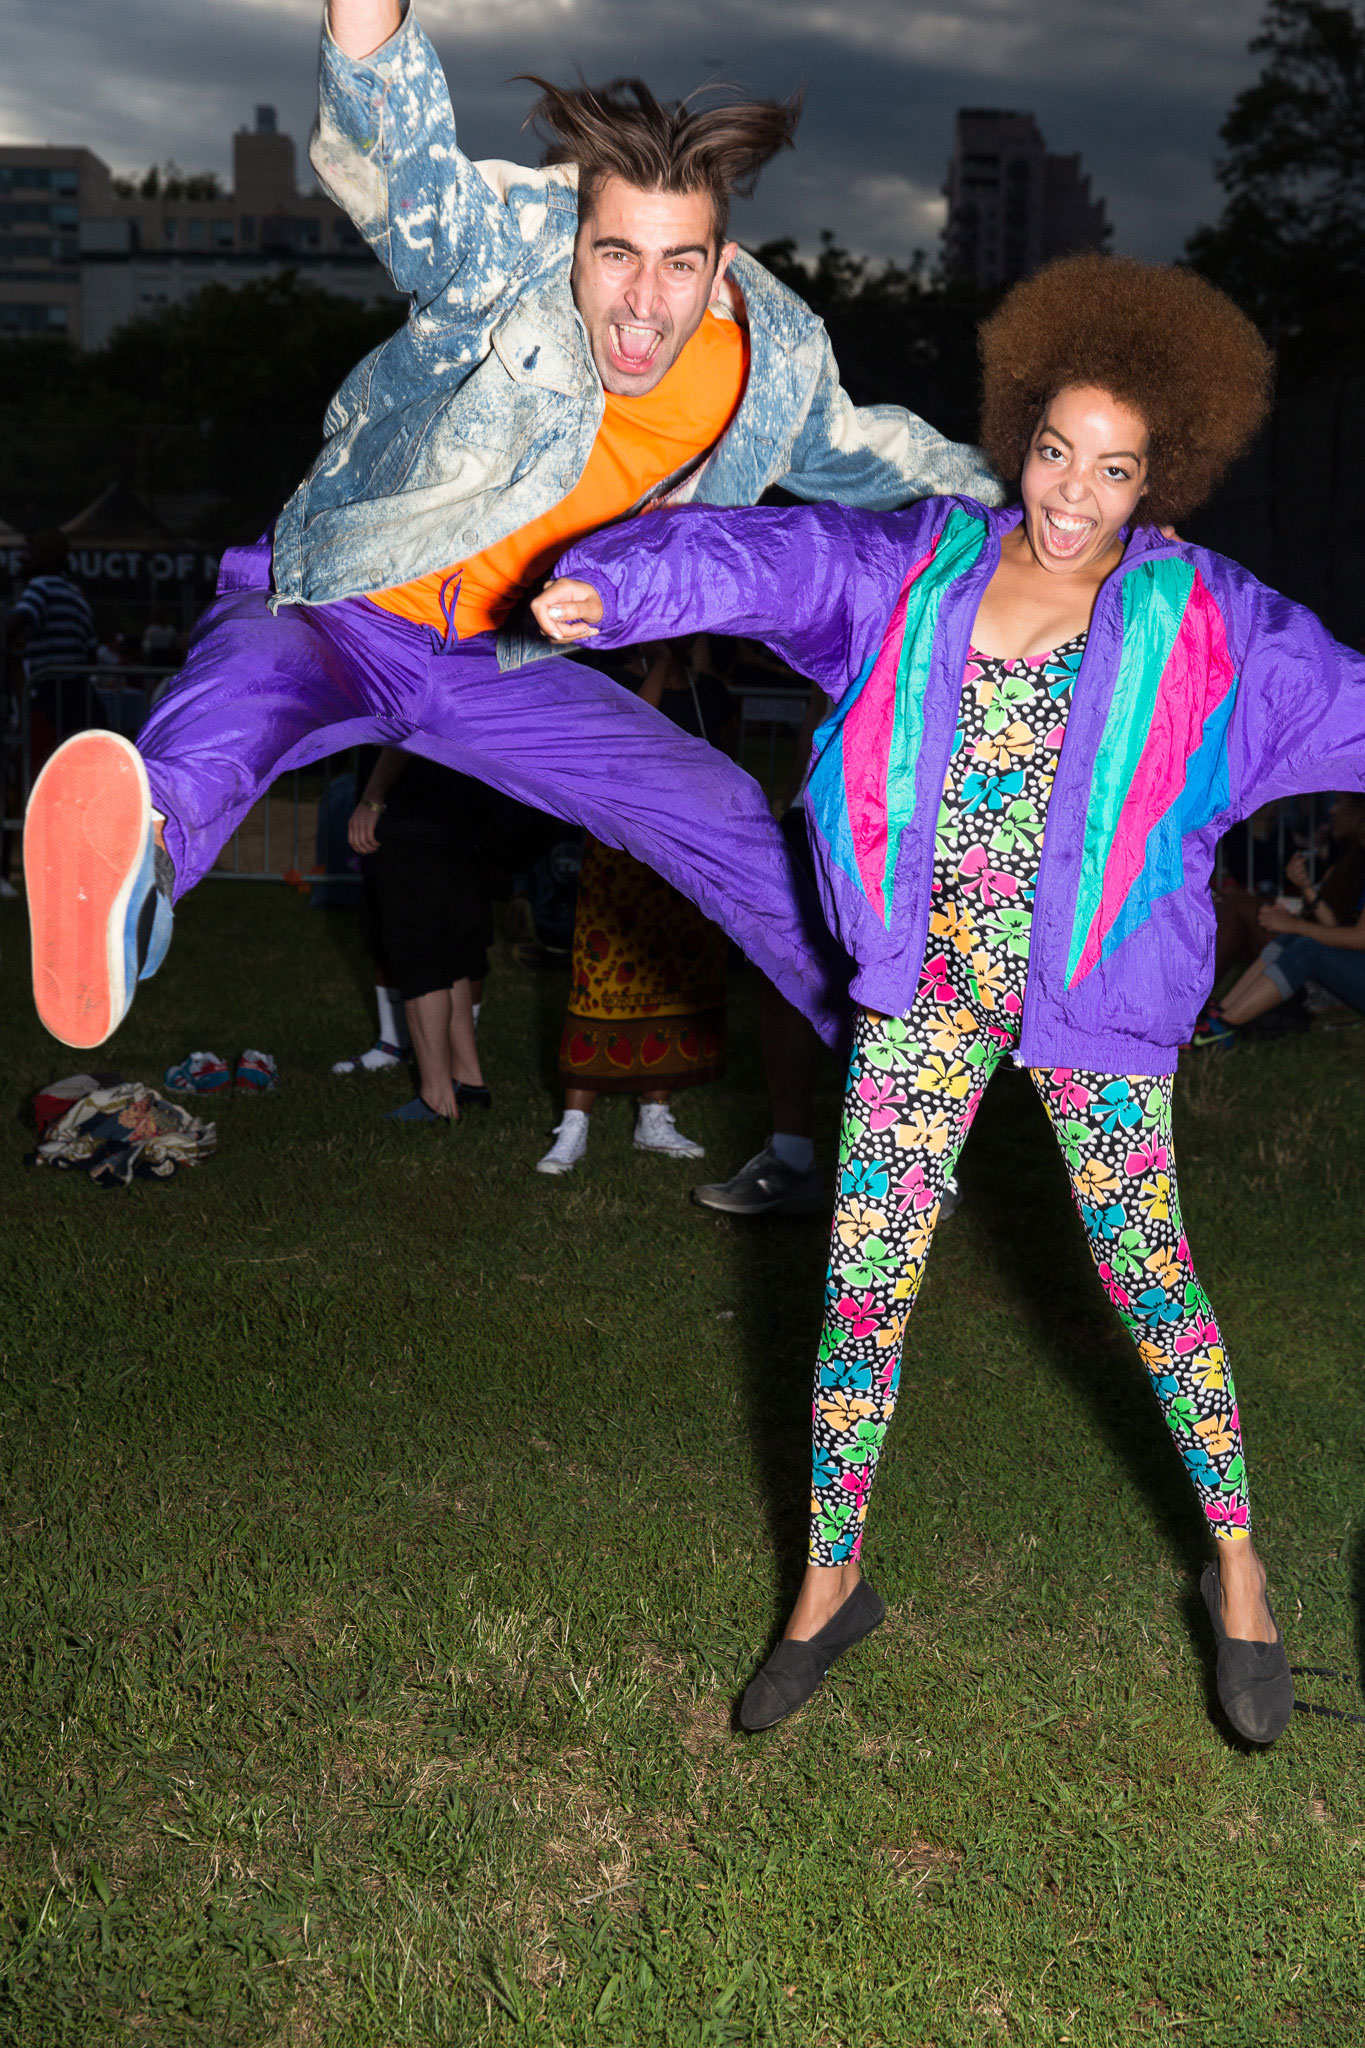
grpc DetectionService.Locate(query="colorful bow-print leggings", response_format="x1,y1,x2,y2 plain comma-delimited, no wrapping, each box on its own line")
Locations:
810,1003,1249,1565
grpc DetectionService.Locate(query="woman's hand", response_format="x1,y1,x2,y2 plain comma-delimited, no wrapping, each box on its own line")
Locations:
347,803,383,856
532,578,604,643
1285,852,1311,891
1257,902,1301,935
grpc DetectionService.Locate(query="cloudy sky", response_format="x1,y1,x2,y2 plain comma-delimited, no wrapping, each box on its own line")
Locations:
6,0,1266,263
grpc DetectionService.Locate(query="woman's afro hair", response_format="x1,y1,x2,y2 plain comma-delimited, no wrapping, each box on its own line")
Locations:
978,254,1273,525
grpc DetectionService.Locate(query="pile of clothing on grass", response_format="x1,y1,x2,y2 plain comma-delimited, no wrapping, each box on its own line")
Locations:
29,1074,218,1189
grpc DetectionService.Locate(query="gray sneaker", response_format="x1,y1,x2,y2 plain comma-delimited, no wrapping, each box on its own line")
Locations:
691,1145,828,1217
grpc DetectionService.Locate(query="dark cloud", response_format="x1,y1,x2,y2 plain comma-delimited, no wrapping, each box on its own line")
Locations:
4,0,1264,261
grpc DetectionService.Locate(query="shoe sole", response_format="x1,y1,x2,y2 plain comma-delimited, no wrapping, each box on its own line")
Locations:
24,731,152,1049
634,1142,706,1158
692,1188,827,1215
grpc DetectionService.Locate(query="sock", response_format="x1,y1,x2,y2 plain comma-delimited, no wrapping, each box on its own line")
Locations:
771,1131,815,1173
375,985,409,1050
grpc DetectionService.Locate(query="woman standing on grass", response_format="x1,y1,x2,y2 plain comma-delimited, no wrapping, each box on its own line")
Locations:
536,641,734,1174
533,255,1365,1745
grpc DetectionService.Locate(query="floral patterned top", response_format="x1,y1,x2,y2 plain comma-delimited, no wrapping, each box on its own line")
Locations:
929,631,1088,1026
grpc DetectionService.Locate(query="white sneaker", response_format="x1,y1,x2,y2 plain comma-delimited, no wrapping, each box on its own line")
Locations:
331,1039,406,1075
536,1109,590,1175
634,1102,705,1159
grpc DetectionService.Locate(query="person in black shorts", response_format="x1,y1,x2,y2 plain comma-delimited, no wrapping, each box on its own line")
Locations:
348,749,495,1123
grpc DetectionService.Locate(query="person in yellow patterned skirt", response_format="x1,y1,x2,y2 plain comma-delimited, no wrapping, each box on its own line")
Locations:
537,641,735,1173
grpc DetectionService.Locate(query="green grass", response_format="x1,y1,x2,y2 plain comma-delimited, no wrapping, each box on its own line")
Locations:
2,883,1363,2046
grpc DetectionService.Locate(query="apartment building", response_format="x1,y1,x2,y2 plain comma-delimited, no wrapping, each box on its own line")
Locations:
0,109,395,348
943,109,1109,290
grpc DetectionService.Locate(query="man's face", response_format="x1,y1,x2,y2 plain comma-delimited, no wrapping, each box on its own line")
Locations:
571,175,738,396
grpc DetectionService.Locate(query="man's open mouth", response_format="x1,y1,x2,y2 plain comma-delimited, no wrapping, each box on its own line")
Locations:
609,322,663,370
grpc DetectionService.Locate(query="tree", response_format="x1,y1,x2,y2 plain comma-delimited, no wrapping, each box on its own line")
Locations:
0,276,400,538
111,163,224,201
752,233,996,443
1186,1,1365,344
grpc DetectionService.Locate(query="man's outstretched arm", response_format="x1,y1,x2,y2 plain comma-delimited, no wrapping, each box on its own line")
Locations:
782,335,1003,511
312,1,519,307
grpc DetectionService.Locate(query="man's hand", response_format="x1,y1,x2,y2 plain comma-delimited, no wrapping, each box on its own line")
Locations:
532,579,604,644
328,0,404,61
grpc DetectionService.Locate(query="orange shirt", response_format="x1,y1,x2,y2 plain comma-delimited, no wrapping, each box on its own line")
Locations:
367,310,748,638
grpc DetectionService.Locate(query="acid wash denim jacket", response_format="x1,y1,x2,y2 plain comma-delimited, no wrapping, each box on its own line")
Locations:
270,2,1000,666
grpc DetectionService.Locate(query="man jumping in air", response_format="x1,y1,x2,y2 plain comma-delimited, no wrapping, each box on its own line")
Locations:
24,0,997,1050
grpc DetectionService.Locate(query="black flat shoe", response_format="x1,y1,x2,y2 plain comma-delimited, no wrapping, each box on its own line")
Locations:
739,1578,886,1732
454,1082,492,1111
1201,1561,1294,1745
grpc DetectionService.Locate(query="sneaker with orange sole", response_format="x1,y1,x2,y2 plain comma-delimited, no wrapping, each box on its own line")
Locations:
23,730,174,1049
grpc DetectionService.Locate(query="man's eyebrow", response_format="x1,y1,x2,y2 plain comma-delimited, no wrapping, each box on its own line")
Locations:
591,235,710,261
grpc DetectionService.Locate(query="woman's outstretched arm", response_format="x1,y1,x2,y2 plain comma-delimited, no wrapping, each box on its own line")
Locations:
535,500,938,702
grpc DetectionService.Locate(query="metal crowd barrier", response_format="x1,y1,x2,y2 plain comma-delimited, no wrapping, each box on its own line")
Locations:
1,663,1332,895
2,664,359,886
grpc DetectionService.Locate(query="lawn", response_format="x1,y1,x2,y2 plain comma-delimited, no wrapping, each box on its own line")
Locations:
1,882,1363,2046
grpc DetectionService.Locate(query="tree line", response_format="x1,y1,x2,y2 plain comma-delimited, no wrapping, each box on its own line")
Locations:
0,0,1359,554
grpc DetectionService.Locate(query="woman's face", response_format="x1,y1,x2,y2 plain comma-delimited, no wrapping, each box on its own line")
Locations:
1018,384,1150,577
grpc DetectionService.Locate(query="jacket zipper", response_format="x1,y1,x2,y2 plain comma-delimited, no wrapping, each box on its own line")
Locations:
900,519,1002,993
1012,531,1177,1065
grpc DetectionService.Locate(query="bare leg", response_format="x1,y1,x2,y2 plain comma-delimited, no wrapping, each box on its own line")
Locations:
447,978,485,1088
405,990,459,1118
565,1086,598,1115
784,1559,864,1639
1219,966,1288,1028
1216,1539,1276,1642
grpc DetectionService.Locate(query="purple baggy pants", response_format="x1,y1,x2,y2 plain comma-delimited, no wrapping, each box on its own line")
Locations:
136,540,843,1042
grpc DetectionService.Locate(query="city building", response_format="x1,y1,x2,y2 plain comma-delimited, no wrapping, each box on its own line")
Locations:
0,147,112,339
942,109,1109,291
0,109,397,349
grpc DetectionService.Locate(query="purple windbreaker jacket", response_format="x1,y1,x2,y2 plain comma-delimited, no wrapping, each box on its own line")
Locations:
559,497,1365,1074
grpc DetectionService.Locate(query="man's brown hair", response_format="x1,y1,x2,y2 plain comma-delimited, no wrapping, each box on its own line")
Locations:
520,75,802,247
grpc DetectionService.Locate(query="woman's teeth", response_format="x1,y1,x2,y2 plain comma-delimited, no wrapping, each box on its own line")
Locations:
1044,509,1093,552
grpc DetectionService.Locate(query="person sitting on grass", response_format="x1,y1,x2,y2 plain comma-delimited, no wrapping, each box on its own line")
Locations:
532,253,1365,1747
1195,793,1365,1045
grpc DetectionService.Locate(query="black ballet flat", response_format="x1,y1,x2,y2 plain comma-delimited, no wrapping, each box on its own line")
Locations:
739,1578,886,1732
454,1082,492,1111
1200,1561,1294,1745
